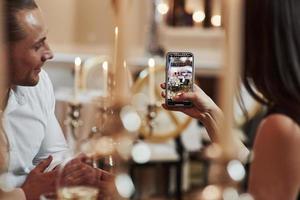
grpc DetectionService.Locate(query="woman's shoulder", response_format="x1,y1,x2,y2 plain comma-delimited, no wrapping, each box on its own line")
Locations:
260,114,299,136
255,113,300,153
249,114,300,200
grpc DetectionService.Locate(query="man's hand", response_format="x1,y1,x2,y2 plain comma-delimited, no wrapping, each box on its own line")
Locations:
21,155,58,200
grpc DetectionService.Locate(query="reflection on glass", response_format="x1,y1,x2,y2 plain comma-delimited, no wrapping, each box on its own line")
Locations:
40,192,57,200
57,159,99,200
58,186,98,200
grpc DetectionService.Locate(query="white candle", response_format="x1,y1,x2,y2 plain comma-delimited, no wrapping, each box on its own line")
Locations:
113,26,119,73
102,61,108,97
148,58,155,105
74,57,81,102
211,0,222,27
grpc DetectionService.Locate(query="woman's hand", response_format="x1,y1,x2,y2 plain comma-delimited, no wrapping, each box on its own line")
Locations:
161,83,249,160
60,154,117,199
60,155,99,187
95,169,116,199
161,83,223,142
21,156,58,200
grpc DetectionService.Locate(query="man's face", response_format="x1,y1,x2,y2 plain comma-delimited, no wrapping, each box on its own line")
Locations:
8,8,53,86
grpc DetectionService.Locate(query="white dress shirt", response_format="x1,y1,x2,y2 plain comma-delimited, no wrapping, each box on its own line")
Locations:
1,70,68,189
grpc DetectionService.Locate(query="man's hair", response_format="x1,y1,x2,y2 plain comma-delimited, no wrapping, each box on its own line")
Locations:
243,0,300,123
5,0,38,43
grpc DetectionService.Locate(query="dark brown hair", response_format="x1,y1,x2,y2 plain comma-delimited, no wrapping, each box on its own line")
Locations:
5,0,38,43
244,0,300,123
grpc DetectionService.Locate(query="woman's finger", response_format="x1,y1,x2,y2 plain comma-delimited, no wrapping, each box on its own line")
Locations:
161,103,184,112
160,83,166,89
173,91,198,102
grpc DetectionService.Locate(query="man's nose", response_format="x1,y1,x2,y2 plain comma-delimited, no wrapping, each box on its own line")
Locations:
41,49,53,62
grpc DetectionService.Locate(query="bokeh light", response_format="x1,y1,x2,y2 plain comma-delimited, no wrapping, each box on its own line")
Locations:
201,185,222,200
193,10,205,23
120,106,141,132
157,2,169,15
223,187,239,200
115,173,135,198
211,15,222,27
95,136,115,156
239,193,254,200
131,142,151,164
227,160,245,181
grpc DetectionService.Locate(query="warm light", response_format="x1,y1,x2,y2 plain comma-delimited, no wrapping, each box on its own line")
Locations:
157,3,169,15
205,143,222,159
116,136,133,160
95,136,115,156
239,193,254,200
102,61,108,71
211,15,222,27
202,185,222,200
75,57,82,66
132,93,149,111
115,174,135,198
131,142,151,164
223,187,239,200
115,26,119,35
148,58,155,68
120,106,141,132
193,10,205,23
148,58,156,105
227,160,245,181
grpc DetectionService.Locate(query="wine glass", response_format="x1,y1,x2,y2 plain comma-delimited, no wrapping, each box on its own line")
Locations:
57,156,100,200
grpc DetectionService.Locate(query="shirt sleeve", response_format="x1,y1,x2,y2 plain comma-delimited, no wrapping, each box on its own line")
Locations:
32,71,69,167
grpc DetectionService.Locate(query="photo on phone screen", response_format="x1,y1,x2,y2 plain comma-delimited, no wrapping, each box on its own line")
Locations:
166,52,194,107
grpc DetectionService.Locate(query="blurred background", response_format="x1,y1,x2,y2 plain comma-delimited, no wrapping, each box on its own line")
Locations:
2,0,262,199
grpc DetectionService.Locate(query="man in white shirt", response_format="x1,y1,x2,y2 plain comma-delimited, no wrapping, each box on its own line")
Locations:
1,0,115,199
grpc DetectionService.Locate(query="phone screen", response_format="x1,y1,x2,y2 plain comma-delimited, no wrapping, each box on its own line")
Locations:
166,52,194,107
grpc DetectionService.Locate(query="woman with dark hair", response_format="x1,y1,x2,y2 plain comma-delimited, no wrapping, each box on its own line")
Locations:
162,0,300,199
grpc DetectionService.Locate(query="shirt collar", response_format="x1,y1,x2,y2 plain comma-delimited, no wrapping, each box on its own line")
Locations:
4,87,26,115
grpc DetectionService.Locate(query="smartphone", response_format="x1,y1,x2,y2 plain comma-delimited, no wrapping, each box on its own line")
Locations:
165,52,194,107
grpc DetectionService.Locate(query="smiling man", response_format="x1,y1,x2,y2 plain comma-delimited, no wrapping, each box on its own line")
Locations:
8,2,53,86
0,1,114,200
1,0,68,198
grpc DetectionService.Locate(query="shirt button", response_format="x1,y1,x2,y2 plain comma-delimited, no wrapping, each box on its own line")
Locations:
18,96,26,105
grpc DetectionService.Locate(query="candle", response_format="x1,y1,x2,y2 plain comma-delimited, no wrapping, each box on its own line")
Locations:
102,61,108,97
74,57,81,102
211,0,222,27
113,26,119,73
80,64,86,91
188,0,205,26
148,58,155,105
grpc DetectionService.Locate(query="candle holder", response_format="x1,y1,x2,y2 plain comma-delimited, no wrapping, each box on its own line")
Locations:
89,96,113,137
69,102,82,141
64,102,83,142
146,104,158,137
